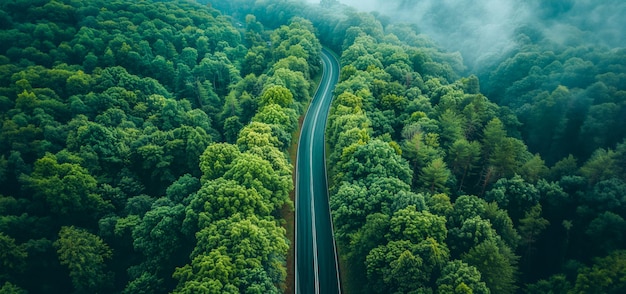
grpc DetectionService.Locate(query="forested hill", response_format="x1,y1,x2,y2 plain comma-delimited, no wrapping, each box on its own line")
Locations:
2,0,626,293
0,0,321,292
213,1,626,294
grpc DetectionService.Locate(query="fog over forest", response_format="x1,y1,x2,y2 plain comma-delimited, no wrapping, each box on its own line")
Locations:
307,0,626,69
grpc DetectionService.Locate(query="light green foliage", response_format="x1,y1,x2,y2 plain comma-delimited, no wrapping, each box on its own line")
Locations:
190,214,288,286
223,152,292,212
438,109,465,148
236,122,282,151
199,143,241,182
54,226,113,293
267,68,311,104
173,249,238,294
21,153,111,217
0,282,27,294
366,240,429,293
270,17,322,78
259,85,294,108
330,182,369,240
548,154,578,181
340,139,413,184
390,206,448,244
436,260,489,294
571,250,626,294
252,104,298,134
462,240,518,294
519,154,549,183
331,176,416,243
427,193,454,217
580,149,619,185
419,157,452,194
123,272,165,294
481,118,506,158
186,179,271,229
449,195,488,227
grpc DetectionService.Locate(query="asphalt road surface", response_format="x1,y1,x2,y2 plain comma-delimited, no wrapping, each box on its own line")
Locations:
295,49,341,294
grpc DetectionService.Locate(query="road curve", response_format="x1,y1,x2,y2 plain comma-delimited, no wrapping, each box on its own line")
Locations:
295,49,341,294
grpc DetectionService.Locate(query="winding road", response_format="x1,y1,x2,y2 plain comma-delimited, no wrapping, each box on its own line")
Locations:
295,49,341,294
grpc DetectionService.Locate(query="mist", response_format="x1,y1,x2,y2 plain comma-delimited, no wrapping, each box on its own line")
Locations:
306,0,626,69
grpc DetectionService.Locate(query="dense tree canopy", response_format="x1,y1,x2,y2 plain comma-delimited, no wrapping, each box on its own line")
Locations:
0,0,321,292
2,0,625,293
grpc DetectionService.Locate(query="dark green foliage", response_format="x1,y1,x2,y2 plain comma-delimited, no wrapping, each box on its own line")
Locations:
570,250,626,294
0,0,324,292
54,226,113,293
3,0,625,292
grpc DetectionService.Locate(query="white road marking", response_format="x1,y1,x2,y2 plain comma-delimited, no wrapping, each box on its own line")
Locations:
295,50,342,294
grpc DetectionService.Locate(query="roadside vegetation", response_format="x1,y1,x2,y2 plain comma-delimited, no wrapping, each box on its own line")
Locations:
1,0,625,293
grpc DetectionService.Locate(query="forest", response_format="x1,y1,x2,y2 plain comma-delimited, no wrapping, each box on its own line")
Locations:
1,0,626,293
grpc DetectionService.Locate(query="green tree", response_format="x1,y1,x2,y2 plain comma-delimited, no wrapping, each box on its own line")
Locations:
365,240,429,293
579,149,618,185
427,193,454,217
448,139,481,192
462,240,518,294
518,204,549,270
348,212,391,269
483,202,520,250
449,195,488,228
439,109,465,148
131,202,186,278
436,260,489,294
389,205,448,244
223,116,243,144
20,153,111,218
486,175,540,222
524,274,571,294
223,152,292,212
252,104,298,134
571,250,626,294
199,143,241,182
0,233,27,281
191,214,288,287
259,85,294,108
585,212,626,255
185,179,271,230
54,226,113,293
173,249,238,294
419,157,452,194
448,215,501,257
340,139,413,185
166,174,201,204
0,282,27,294
236,122,282,151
